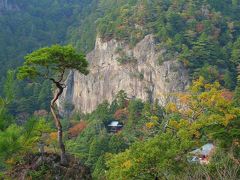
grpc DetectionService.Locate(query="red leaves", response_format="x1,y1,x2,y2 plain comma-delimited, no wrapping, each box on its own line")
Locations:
68,121,87,138
221,90,234,101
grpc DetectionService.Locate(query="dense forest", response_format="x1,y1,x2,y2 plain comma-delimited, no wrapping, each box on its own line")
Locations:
0,0,96,114
0,0,240,179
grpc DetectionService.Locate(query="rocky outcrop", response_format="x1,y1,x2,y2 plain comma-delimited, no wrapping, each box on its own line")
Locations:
5,153,92,180
58,35,189,114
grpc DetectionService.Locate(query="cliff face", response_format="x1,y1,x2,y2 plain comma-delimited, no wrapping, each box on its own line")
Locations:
58,35,189,114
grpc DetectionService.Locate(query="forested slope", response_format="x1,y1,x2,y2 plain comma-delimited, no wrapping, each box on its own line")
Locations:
0,0,240,179
0,0,96,113
0,0,95,90
70,0,240,88
2,0,240,95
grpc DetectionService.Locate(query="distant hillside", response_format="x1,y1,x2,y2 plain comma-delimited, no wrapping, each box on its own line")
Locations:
69,0,240,89
1,0,240,113
0,0,95,93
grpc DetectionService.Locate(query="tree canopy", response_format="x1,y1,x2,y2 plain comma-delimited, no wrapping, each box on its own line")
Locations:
17,45,89,81
17,44,89,164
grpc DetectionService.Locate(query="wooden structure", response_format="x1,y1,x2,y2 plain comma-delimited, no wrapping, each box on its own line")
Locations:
108,121,123,133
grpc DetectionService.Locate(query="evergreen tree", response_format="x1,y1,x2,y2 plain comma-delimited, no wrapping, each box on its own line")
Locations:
108,134,128,154
17,44,89,164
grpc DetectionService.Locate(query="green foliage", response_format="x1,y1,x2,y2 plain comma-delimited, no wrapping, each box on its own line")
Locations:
116,54,136,64
3,70,16,103
0,117,52,169
234,85,240,106
231,37,240,65
27,165,51,179
1,1,240,178
0,0,95,113
17,45,89,80
86,131,109,168
183,150,240,179
126,99,144,132
66,91,165,178
223,70,235,90
16,43,85,165
105,78,240,179
106,132,192,179
66,118,106,162
115,90,128,109
0,0,94,93
1,0,239,114
108,134,128,154
92,155,107,179
2,70,52,115
37,80,52,110
0,125,23,165
69,0,240,86
0,98,13,131
193,65,219,83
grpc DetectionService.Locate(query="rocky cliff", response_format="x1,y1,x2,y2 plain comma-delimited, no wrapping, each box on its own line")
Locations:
58,35,189,114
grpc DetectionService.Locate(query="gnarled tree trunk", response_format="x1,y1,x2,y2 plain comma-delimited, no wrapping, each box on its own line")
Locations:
50,81,67,165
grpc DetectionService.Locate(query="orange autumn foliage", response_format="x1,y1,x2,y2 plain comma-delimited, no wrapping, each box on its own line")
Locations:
50,132,58,141
68,121,87,138
221,90,234,101
47,132,58,145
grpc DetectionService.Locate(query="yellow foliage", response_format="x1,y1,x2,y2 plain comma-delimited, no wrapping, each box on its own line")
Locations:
179,94,190,104
50,132,58,141
178,119,189,128
191,76,204,93
169,120,179,129
223,114,236,126
225,114,236,121
146,122,155,129
166,103,178,113
191,122,202,130
165,77,239,145
5,157,16,166
194,131,201,139
122,160,132,169
151,116,159,121
204,83,212,89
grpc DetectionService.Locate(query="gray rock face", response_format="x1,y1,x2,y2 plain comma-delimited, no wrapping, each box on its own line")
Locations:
58,35,189,114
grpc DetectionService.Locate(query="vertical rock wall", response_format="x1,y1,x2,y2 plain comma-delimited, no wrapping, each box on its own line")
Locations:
58,35,189,114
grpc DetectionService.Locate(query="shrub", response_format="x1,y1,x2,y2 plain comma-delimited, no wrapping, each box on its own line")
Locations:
68,121,87,138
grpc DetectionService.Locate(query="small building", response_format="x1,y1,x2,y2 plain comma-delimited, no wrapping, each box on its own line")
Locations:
188,143,215,165
108,121,123,133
